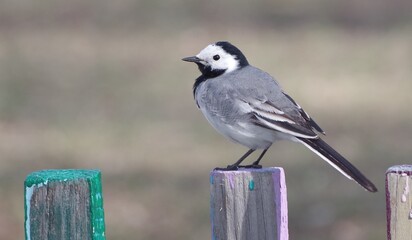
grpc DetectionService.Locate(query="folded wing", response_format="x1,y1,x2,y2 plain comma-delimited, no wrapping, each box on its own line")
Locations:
240,95,322,139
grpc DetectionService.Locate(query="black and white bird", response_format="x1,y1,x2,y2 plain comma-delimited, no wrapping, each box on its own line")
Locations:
182,41,377,192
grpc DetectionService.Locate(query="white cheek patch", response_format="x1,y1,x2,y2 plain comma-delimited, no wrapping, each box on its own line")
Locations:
218,53,239,74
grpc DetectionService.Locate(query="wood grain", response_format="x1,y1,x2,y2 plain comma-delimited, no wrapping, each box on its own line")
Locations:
25,169,106,240
210,167,288,240
386,165,412,240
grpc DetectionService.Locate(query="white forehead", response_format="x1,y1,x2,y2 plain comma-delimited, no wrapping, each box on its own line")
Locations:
195,44,239,73
196,44,229,59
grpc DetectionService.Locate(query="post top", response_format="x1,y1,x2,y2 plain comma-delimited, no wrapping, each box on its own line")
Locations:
386,165,412,175
211,167,284,174
25,169,101,187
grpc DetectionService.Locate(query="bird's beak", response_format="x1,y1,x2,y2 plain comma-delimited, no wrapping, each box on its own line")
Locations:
182,56,202,63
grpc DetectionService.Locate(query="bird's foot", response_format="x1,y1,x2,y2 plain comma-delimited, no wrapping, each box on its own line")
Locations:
213,163,262,171
239,164,262,169
214,164,239,171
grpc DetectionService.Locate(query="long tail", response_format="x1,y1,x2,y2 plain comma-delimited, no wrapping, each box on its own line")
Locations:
297,137,378,192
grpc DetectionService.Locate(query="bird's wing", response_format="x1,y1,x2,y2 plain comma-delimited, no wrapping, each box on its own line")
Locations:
282,92,325,134
230,65,325,137
238,96,319,139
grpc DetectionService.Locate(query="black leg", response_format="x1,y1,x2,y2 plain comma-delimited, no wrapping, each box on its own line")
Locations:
239,148,269,169
215,149,255,171
252,148,269,166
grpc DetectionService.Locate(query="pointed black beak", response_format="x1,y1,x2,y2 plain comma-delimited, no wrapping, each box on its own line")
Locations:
182,56,202,63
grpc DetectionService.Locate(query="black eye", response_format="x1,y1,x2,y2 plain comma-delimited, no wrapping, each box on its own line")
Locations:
213,55,220,61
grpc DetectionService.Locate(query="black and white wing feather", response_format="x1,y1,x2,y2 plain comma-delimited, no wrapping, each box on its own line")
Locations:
282,92,325,135
240,94,322,139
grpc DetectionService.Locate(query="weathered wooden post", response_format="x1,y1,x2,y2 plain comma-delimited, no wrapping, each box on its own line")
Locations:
24,169,106,240
210,167,289,240
386,165,412,240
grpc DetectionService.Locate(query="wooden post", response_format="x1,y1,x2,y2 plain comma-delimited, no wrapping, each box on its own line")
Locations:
210,167,288,240
386,165,412,240
24,169,106,240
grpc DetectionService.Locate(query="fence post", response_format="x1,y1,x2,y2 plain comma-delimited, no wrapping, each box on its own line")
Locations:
386,165,412,240
24,169,106,240
210,167,289,240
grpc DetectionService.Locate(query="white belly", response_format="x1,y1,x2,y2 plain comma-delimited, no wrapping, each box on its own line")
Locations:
199,106,292,149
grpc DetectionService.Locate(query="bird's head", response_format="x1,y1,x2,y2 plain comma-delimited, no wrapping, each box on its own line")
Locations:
182,41,249,78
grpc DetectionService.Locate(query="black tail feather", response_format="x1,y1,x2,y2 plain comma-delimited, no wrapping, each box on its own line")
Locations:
297,137,378,192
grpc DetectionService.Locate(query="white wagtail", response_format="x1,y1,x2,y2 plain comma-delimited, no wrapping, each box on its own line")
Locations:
182,41,377,192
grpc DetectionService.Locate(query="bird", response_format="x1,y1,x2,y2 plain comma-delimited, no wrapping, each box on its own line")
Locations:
182,41,377,192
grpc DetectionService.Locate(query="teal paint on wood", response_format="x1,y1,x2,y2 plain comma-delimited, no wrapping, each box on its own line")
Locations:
24,169,106,240
89,171,106,240
249,179,255,191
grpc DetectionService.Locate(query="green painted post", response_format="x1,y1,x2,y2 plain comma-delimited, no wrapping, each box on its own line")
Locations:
24,169,106,240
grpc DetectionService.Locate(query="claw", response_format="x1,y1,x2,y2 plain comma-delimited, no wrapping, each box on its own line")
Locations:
239,164,262,169
214,165,239,171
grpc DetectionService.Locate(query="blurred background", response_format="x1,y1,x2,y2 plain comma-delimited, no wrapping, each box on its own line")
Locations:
0,0,411,239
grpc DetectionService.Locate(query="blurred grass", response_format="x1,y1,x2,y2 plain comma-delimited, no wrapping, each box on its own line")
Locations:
0,0,412,239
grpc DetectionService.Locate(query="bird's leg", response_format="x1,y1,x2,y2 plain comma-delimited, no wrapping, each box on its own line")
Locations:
252,148,268,166
240,148,269,169
214,149,255,171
